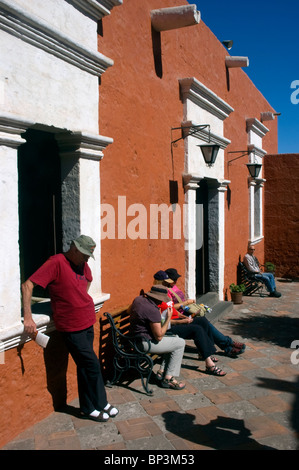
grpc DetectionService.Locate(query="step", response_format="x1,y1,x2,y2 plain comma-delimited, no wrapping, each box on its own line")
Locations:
206,300,233,324
196,291,219,307
196,291,233,324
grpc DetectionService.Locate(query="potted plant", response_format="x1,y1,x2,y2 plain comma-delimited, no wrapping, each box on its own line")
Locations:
264,262,275,274
229,283,246,304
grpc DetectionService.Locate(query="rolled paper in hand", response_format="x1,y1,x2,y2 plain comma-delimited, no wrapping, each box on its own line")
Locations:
33,331,50,348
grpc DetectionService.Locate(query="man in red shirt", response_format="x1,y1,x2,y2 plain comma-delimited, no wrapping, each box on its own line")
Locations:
22,235,118,422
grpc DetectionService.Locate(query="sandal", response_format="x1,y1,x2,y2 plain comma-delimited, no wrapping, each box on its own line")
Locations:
205,365,226,377
80,410,109,422
156,370,164,381
161,377,186,390
104,404,119,418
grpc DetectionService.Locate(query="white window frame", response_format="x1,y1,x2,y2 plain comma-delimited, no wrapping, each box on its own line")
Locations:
179,78,233,300
246,119,269,245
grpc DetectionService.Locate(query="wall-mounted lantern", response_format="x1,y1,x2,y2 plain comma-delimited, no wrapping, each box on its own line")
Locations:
171,124,220,167
228,150,262,178
246,162,262,178
198,144,220,166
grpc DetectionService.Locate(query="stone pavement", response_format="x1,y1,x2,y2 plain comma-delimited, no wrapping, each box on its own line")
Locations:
2,279,299,451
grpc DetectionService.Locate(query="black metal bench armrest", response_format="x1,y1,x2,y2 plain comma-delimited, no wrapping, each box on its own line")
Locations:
103,311,156,395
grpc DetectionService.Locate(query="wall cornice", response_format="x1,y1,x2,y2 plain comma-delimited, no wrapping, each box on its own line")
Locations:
246,118,269,138
0,0,113,76
69,0,122,20
55,132,113,160
0,113,34,148
181,120,231,149
179,77,234,121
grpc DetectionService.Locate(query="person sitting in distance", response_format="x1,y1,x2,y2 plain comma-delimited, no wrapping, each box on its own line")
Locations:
243,245,281,297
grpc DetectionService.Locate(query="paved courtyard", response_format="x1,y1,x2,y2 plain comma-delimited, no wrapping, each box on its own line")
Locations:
2,279,299,451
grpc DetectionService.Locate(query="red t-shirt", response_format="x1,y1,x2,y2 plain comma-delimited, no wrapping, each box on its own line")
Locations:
29,254,96,332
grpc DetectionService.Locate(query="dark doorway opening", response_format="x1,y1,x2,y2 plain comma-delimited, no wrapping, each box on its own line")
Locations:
18,129,62,296
196,179,209,295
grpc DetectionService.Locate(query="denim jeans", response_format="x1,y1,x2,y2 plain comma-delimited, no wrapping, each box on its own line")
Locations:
170,323,216,360
255,273,276,292
208,323,233,353
192,317,233,354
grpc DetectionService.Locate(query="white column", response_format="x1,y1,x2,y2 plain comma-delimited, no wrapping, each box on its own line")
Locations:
218,182,230,300
0,114,32,330
183,174,202,299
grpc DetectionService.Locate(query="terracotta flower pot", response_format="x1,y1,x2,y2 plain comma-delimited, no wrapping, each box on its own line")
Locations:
231,291,243,304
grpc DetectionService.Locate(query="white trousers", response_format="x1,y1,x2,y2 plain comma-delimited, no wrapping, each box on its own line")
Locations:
142,334,185,377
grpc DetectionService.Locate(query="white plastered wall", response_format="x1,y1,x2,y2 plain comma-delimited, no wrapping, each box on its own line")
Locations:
179,78,233,300
0,0,122,348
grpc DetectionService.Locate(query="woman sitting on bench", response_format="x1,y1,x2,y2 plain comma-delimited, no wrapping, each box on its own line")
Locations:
129,285,186,390
155,269,246,361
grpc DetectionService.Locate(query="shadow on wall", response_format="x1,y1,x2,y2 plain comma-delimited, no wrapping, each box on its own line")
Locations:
151,26,162,78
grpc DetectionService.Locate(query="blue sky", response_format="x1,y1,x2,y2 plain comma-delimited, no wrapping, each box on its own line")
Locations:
191,1,299,153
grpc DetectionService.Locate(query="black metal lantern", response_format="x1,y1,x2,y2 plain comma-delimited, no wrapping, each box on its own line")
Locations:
198,144,220,166
171,124,221,167
228,150,263,179
246,163,262,178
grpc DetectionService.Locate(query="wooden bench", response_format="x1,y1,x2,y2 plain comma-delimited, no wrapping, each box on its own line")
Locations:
100,308,160,395
238,262,266,296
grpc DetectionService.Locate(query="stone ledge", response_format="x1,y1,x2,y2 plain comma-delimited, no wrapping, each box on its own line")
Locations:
0,292,110,351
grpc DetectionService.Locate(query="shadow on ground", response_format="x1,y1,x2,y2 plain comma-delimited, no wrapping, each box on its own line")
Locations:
162,411,275,450
221,314,299,348
257,375,299,447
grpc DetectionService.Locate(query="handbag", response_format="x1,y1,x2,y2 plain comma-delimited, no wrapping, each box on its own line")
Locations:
168,288,207,317
188,303,206,317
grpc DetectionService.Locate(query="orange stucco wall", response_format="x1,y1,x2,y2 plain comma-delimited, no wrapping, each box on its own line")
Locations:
0,322,103,447
98,0,278,306
1,0,278,447
264,154,299,278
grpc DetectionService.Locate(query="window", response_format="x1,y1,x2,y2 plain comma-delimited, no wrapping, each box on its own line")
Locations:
254,183,262,239
246,119,268,244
